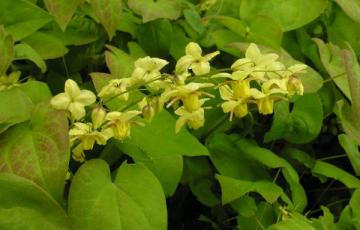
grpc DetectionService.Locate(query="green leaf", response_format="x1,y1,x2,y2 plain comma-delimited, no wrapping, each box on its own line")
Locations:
239,0,327,31
314,39,351,101
335,0,360,24
0,0,52,41
326,8,360,55
89,0,122,39
349,189,360,229
216,174,283,204
264,100,291,142
284,94,323,144
0,173,70,230
14,43,47,73
17,80,52,104
0,87,33,133
170,25,192,59
268,212,316,230
0,26,14,75
68,159,167,230
232,137,307,212
0,102,70,203
312,161,360,189
183,9,206,35
44,0,83,31
136,19,173,57
128,0,181,23
115,140,183,196
311,207,336,230
335,48,360,145
22,32,68,59
206,133,268,180
339,134,360,176
247,15,283,50
105,45,135,79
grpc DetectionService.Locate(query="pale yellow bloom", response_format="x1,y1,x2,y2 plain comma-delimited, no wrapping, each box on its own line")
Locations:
174,99,208,132
104,110,142,141
98,78,130,101
219,80,251,120
287,77,304,96
0,71,21,91
51,79,96,120
91,106,107,129
72,144,86,163
176,42,219,75
130,56,168,91
69,122,108,150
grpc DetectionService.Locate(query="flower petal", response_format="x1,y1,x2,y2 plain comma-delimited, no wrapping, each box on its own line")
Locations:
65,79,81,98
186,42,203,58
75,90,96,105
192,61,210,75
51,93,71,110
68,102,86,120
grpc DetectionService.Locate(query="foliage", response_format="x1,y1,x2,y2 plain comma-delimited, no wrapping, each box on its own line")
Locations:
1,0,360,229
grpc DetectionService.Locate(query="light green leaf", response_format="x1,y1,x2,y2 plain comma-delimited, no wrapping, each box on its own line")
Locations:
128,0,181,23
268,212,316,230
68,159,167,230
89,0,122,39
14,43,47,73
264,100,291,143
0,0,52,41
17,80,52,104
311,206,336,230
233,137,307,212
183,9,206,35
339,134,360,176
0,173,70,230
115,140,183,196
0,102,70,203
335,0,360,24
0,87,33,133
105,45,135,79
349,189,360,229
44,0,84,31
284,94,323,144
136,19,173,57
0,26,14,75
216,174,283,204
312,161,360,189
23,32,68,59
314,39,351,101
239,0,327,31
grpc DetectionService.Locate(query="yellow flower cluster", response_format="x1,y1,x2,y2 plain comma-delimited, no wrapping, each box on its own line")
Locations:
215,43,306,120
50,42,306,162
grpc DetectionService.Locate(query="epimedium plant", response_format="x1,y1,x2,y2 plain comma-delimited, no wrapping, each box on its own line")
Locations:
1,0,360,230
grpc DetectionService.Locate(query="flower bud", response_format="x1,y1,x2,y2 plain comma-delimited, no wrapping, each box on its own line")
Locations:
257,97,274,115
91,106,106,129
287,77,304,96
142,105,155,122
183,93,200,112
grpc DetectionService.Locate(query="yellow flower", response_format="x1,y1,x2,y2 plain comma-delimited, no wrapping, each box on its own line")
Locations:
175,42,219,75
161,82,214,107
72,144,86,163
250,79,288,115
138,97,156,122
104,110,142,141
130,56,168,90
231,43,279,81
69,122,108,150
98,78,130,101
51,79,96,120
219,81,251,120
287,76,304,96
174,101,207,132
0,71,21,91
91,106,107,129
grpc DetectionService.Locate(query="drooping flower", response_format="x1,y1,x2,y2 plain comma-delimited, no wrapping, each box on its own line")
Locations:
175,42,219,75
91,106,107,129
219,80,252,120
0,71,21,91
174,100,208,132
51,79,96,120
98,78,130,101
69,122,109,150
130,56,168,90
103,110,142,141
138,97,156,122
